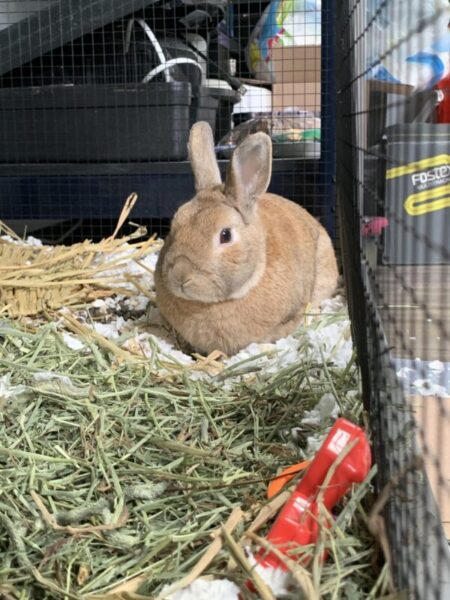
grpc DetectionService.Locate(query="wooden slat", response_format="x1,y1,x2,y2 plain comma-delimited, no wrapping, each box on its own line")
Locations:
411,395,450,538
376,265,450,362
377,265,450,302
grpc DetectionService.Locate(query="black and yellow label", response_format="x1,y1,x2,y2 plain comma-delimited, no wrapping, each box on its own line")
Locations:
404,185,450,216
386,154,450,180
386,154,450,216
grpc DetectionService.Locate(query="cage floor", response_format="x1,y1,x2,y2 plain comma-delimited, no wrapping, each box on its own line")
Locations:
377,264,450,537
376,265,450,363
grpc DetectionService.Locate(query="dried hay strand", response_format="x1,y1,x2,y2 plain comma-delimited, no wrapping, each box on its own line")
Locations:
0,194,161,318
0,312,389,600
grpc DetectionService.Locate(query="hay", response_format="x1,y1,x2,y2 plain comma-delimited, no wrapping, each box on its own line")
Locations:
0,320,387,599
0,194,161,318
0,220,388,599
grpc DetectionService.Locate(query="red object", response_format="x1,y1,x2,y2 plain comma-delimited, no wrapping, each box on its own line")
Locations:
436,75,450,123
361,217,389,238
255,418,371,571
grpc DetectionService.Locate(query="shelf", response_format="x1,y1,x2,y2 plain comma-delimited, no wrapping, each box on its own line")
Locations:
0,157,318,177
367,80,414,96
0,158,325,221
0,0,158,77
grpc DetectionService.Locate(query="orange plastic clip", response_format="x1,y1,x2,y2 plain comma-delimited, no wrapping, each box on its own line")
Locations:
267,460,311,499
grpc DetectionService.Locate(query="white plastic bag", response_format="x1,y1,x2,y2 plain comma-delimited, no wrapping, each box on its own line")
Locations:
367,0,450,89
246,0,321,82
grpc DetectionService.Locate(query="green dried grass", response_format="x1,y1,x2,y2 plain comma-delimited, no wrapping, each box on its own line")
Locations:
0,308,388,599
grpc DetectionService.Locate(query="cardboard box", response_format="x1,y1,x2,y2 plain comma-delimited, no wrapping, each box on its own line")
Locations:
271,45,321,84
272,82,321,112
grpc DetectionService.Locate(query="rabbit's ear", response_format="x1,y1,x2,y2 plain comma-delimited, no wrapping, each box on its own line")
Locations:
224,132,272,221
188,121,222,192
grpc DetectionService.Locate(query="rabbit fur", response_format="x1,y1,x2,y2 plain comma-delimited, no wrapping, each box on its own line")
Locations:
154,121,338,356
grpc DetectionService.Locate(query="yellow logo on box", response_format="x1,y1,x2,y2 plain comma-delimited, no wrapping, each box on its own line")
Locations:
386,154,450,179
404,184,450,216
386,154,450,216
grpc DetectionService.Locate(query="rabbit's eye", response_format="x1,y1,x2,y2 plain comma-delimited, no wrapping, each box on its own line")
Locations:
220,228,232,244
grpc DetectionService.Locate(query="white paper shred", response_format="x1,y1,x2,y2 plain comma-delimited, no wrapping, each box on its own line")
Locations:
1,234,44,247
246,550,293,596
61,332,85,351
0,374,27,400
222,335,301,375
306,321,353,369
123,333,195,370
429,360,445,373
306,434,327,455
163,561,292,600
164,578,240,600
96,245,160,293
396,367,415,381
33,371,73,385
92,317,131,340
300,392,340,426
319,295,346,314
412,379,449,397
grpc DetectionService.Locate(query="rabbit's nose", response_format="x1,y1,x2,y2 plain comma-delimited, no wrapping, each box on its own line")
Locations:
168,256,194,290
180,277,193,291
172,274,194,297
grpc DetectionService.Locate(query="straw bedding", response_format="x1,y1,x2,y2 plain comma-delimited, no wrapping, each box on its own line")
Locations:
0,202,389,599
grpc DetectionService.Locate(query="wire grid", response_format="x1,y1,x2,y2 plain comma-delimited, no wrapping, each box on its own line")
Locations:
336,1,450,597
0,0,333,244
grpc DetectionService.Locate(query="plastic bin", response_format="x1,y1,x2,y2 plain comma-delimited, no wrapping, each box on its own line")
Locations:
204,79,240,142
383,123,450,265
191,87,219,139
0,82,194,162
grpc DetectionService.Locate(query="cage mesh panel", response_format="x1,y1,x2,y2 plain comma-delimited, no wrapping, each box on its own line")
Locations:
0,0,333,245
336,1,450,598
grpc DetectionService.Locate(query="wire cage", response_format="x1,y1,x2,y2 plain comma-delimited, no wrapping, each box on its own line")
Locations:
0,0,334,245
336,0,450,597
2,0,450,596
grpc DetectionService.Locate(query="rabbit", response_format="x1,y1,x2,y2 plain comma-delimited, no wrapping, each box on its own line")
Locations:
154,121,339,356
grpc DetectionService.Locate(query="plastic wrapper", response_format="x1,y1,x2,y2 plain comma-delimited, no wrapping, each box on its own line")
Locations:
217,111,320,155
366,0,450,89
219,111,320,144
246,0,321,82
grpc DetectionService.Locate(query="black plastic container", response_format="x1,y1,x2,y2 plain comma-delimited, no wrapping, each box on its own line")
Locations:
204,84,240,142
0,19,222,161
191,87,219,139
383,123,450,264
0,82,194,162
233,111,267,127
